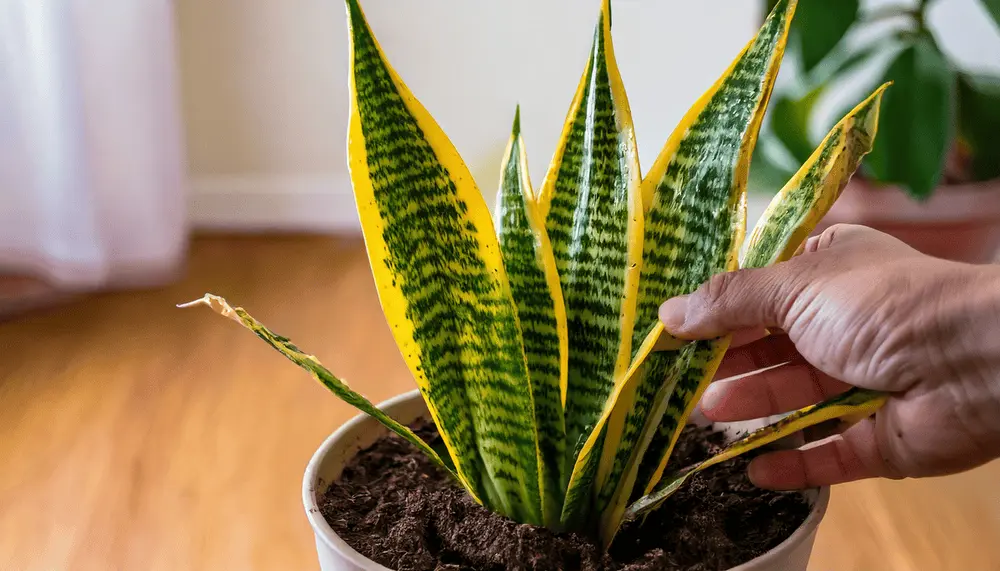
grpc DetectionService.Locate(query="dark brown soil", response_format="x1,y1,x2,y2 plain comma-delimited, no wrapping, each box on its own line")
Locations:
318,422,810,571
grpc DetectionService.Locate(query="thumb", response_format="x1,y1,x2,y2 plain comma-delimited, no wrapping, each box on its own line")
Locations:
658,266,802,340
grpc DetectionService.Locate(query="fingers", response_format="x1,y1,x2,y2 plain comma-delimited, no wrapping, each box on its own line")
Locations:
700,362,851,422
658,265,802,340
715,334,800,380
727,327,771,350
657,223,898,341
747,417,901,489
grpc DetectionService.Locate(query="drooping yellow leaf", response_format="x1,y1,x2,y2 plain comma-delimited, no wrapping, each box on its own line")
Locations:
179,295,476,501
624,388,887,521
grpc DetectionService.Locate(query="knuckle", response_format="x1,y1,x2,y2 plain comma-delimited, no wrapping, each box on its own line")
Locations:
701,270,744,308
816,223,855,250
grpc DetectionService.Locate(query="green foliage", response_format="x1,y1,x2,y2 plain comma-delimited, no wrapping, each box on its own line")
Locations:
191,0,890,552
983,0,1000,31
758,0,1000,199
867,40,956,200
794,0,859,73
771,85,826,164
958,73,1000,180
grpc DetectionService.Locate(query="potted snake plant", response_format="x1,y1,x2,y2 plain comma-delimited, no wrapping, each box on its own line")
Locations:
184,0,891,568
753,0,1000,262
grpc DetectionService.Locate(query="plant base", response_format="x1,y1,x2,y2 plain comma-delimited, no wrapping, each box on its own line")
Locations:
304,391,830,571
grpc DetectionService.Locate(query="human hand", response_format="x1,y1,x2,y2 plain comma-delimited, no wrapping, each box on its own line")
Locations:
658,224,1000,489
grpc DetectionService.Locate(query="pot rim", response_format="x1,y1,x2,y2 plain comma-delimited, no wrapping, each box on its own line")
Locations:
303,390,831,571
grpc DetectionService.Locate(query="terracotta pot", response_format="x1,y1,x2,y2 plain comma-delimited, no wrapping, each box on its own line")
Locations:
304,390,831,571
818,178,1000,263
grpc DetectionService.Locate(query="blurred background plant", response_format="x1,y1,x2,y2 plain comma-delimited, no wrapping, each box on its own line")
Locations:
752,0,1000,262
756,0,1000,196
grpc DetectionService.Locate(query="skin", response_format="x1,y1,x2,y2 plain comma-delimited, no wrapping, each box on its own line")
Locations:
658,224,1000,490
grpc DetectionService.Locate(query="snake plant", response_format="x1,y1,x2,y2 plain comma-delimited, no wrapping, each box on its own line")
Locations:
184,0,890,548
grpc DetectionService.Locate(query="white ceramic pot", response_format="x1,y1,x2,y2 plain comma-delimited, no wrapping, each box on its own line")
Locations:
304,390,830,571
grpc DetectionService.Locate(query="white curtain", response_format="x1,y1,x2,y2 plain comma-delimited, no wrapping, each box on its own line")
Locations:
0,1,187,292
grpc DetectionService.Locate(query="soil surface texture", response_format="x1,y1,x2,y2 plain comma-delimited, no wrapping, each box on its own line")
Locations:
319,422,810,571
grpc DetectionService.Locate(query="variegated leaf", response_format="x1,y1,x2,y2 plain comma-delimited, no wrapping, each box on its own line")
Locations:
615,84,891,522
581,0,799,545
624,388,888,521
743,84,889,268
494,108,568,527
345,0,542,525
622,85,888,530
534,0,645,529
179,295,473,499
538,0,643,455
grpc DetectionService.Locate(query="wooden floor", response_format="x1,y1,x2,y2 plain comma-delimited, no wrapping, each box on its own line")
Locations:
2,235,998,571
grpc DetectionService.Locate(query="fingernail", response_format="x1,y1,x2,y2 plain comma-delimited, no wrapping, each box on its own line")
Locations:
699,384,723,414
659,295,689,333
747,457,768,487
688,403,712,427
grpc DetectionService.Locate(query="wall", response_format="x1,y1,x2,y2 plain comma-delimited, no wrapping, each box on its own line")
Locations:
176,0,1000,232
176,0,760,230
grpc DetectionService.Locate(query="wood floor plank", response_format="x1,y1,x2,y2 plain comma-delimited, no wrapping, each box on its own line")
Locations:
1,235,997,570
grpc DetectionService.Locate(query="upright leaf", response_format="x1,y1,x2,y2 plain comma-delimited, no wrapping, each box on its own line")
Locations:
624,388,887,521
535,0,644,508
179,295,471,497
626,84,888,529
744,84,888,268
866,38,955,200
566,0,798,545
494,108,568,527
345,0,543,524
758,38,889,187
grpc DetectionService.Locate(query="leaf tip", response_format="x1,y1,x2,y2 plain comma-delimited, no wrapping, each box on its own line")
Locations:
177,293,242,323
176,294,212,309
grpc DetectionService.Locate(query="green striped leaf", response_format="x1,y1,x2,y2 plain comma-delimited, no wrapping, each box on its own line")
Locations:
579,0,799,545
624,388,888,521
631,343,729,499
494,108,568,527
624,84,888,528
179,294,471,497
622,87,888,526
533,0,644,528
744,84,888,268
537,0,643,456
345,0,543,525
617,86,890,522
